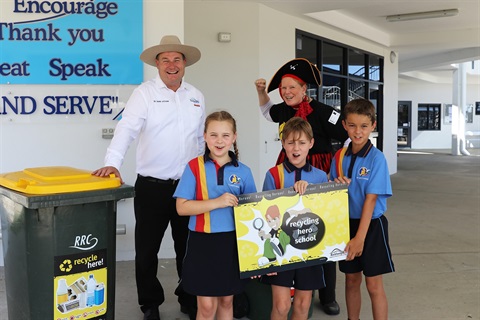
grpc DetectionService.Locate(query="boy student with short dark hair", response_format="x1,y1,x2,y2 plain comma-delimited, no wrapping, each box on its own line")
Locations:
261,117,328,320
330,98,394,320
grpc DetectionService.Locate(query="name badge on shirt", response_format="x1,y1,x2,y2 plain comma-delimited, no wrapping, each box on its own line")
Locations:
329,110,340,124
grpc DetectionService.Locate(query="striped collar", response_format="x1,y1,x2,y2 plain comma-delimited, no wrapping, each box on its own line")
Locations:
204,150,239,167
283,159,313,173
345,139,373,158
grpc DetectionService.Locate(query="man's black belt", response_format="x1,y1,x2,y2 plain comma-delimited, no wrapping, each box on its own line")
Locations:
138,174,178,185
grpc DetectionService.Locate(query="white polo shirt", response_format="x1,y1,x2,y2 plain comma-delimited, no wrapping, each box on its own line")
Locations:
104,74,206,180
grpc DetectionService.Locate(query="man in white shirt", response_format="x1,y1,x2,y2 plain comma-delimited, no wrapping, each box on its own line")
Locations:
93,35,205,320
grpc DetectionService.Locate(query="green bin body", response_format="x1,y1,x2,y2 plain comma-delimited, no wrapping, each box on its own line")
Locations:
0,184,134,320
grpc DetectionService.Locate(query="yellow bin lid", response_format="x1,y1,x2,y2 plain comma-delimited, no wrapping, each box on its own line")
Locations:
0,166,121,195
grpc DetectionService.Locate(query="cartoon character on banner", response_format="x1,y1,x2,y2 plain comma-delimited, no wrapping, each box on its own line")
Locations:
254,198,325,267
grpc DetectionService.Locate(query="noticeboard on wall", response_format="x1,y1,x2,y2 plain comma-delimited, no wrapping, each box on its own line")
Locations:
1,0,143,85
444,104,452,124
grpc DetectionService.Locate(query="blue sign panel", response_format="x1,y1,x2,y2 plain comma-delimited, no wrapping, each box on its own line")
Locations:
0,0,143,84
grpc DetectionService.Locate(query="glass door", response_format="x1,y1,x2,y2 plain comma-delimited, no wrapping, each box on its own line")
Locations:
398,101,411,148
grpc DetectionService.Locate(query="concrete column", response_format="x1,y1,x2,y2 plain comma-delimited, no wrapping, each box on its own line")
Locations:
452,62,470,155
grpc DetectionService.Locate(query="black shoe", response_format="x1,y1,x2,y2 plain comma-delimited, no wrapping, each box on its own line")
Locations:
180,304,196,320
321,301,340,315
143,307,160,320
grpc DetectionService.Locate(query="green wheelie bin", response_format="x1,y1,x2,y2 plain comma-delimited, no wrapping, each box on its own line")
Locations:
0,166,134,320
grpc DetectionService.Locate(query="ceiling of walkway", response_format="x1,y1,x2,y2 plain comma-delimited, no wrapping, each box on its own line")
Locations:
247,0,480,83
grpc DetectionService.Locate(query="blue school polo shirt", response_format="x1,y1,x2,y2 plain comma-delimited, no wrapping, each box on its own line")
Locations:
330,140,392,219
173,151,257,233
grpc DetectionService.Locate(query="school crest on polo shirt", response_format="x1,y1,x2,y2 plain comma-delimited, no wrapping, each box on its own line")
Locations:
229,174,241,184
358,167,371,180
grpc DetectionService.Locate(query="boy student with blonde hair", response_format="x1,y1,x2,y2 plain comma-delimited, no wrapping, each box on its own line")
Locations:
330,98,394,320
262,117,328,320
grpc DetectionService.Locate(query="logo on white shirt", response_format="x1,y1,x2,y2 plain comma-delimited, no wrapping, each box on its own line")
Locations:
190,97,200,107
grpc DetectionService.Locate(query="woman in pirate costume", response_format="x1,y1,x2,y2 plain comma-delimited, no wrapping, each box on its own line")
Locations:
255,58,348,174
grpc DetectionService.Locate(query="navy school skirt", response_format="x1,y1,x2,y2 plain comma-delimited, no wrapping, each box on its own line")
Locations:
181,230,248,296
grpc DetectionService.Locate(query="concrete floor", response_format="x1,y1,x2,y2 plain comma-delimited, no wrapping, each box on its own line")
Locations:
0,149,479,320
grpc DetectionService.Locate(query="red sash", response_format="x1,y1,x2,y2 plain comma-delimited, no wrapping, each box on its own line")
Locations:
188,156,211,233
334,147,347,178
269,163,285,189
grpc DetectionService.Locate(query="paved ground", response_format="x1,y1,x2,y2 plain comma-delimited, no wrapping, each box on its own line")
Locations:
1,148,479,319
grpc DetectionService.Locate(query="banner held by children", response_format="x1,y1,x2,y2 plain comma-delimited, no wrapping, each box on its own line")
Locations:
234,182,349,279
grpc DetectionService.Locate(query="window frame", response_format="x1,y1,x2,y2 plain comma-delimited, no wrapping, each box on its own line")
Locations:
295,29,385,149
417,103,441,131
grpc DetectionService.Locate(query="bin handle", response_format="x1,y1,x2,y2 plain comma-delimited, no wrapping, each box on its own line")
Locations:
16,178,37,189
116,224,126,235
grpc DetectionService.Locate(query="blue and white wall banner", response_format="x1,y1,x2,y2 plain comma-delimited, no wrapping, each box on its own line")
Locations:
0,0,143,85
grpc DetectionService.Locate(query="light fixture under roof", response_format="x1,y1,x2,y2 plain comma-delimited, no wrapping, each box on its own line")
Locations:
386,9,459,22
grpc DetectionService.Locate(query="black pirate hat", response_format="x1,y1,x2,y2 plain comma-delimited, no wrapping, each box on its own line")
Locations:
267,58,322,92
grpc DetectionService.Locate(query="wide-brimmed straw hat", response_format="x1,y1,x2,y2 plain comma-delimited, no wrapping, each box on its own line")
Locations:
267,58,321,92
140,35,201,67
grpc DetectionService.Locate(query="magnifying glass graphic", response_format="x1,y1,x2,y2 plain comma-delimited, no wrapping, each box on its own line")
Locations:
253,218,264,240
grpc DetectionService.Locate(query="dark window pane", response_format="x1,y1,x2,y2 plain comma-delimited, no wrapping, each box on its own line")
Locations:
418,104,441,130
323,43,343,74
369,83,380,107
369,83,381,131
306,84,319,101
418,105,428,130
321,75,342,110
296,35,317,65
432,107,440,129
369,56,381,81
349,80,365,100
349,49,365,78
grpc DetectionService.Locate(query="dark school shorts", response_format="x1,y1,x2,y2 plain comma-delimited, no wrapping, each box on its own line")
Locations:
261,264,326,290
181,230,247,296
339,215,395,277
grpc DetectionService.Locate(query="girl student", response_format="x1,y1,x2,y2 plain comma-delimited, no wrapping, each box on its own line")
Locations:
174,110,257,320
